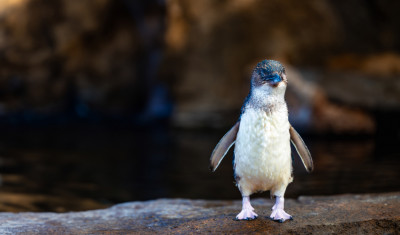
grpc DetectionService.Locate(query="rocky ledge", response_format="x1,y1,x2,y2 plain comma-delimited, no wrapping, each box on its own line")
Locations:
0,192,399,234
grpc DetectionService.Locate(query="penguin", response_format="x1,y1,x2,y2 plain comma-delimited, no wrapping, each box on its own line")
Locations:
210,60,313,223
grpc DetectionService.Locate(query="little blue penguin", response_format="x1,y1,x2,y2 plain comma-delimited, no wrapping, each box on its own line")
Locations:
210,60,313,223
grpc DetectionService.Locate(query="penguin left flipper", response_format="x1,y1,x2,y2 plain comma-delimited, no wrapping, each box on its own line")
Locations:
210,121,240,172
289,125,314,172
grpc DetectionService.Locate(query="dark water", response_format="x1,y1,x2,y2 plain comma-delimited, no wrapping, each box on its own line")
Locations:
0,124,399,212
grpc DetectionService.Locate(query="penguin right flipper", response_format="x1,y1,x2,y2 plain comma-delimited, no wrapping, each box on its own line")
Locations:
210,122,240,172
289,125,314,173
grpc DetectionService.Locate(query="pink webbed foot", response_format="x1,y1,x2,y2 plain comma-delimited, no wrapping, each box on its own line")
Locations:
235,196,258,221
236,209,258,221
270,196,293,223
269,208,292,223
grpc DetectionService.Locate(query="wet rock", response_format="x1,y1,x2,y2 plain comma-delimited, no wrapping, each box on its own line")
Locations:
0,192,399,234
0,192,108,213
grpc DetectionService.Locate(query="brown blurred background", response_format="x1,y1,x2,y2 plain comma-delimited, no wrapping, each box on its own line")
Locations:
0,0,399,212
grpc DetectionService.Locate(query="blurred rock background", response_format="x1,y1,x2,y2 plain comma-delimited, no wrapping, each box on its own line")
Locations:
0,0,168,124
0,0,399,134
164,0,400,133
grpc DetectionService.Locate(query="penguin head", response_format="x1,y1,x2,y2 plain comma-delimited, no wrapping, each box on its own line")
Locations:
251,60,287,88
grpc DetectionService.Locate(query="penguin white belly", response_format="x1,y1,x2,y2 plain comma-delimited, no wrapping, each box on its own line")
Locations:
234,107,292,197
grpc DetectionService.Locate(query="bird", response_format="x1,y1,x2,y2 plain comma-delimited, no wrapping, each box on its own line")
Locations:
210,59,313,223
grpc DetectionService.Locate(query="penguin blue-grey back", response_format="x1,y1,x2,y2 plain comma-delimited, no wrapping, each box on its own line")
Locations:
210,59,313,223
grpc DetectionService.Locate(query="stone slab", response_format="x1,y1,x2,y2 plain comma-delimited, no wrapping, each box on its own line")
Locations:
0,192,399,234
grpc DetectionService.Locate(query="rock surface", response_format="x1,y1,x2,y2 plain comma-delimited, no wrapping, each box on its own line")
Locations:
0,192,399,234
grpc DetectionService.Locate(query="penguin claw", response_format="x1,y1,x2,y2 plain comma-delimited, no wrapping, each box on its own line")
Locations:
234,215,258,221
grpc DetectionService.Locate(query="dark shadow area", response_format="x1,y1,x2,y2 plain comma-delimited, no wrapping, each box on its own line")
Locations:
0,112,399,212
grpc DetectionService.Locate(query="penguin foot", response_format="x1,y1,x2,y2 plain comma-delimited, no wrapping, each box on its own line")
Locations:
235,209,258,221
269,209,292,223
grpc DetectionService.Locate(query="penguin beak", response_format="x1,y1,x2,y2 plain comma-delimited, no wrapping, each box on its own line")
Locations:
263,73,282,85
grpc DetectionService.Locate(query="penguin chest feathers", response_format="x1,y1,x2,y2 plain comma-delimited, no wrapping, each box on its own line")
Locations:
234,104,292,195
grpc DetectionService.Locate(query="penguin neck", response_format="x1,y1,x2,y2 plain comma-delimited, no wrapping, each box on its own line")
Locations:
247,86,286,114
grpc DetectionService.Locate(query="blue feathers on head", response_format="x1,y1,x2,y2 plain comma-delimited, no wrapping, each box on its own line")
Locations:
254,60,285,77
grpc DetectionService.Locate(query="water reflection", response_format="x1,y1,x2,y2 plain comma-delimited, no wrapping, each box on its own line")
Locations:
0,126,399,212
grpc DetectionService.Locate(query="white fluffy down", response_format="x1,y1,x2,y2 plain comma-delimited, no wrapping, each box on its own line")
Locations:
234,104,292,197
